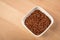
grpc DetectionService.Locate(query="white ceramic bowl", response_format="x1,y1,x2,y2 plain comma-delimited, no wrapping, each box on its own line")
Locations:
22,6,54,37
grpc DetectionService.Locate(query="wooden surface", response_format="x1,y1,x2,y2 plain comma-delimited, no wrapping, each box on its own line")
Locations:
0,0,60,40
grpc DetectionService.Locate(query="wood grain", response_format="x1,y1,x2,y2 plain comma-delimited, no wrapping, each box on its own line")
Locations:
0,0,60,40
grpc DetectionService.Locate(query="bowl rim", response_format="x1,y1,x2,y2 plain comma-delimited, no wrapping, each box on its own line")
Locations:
21,6,54,37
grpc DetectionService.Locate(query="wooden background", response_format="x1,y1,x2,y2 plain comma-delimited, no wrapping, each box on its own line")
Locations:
0,0,60,40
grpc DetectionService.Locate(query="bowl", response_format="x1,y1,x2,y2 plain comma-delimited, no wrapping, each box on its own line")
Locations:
22,6,54,37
